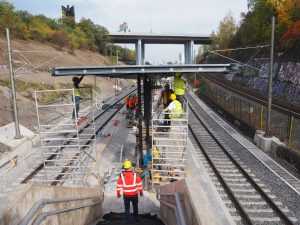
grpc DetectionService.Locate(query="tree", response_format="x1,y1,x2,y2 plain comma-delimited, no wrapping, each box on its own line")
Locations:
0,0,28,38
217,11,237,49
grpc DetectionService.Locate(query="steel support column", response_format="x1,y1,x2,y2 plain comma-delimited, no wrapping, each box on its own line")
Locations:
137,76,143,166
184,40,194,64
141,43,145,65
135,39,144,65
184,43,189,64
143,75,151,152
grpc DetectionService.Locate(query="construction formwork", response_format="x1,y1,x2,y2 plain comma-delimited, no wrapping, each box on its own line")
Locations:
151,89,188,185
34,88,96,186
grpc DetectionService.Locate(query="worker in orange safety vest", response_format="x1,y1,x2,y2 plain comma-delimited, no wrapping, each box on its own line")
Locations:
125,95,132,109
116,160,143,223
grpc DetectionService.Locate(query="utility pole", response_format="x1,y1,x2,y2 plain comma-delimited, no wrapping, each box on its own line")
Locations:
265,15,275,138
6,28,22,139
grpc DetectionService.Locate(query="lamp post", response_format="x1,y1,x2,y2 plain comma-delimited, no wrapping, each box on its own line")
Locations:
265,15,275,138
6,28,22,139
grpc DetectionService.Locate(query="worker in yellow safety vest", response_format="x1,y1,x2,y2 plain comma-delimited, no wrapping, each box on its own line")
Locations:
163,93,182,129
71,75,84,120
174,72,186,104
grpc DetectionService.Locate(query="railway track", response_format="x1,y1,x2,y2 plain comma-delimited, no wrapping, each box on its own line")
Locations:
188,99,298,224
21,88,136,184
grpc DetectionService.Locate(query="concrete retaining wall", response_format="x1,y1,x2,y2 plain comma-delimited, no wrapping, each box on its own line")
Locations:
160,178,221,225
0,184,102,225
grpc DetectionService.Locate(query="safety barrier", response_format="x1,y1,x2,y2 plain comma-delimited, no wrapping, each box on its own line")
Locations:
200,78,300,154
151,88,188,184
34,88,96,185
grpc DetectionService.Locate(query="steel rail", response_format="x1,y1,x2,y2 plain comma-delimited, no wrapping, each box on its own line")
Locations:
188,98,294,225
188,121,252,225
21,88,136,184
203,74,300,119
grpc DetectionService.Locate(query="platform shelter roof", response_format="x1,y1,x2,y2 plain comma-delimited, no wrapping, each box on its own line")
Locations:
51,64,237,79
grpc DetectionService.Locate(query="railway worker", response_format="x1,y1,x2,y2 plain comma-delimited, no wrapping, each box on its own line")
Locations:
174,72,186,104
116,160,143,224
159,83,174,125
125,95,131,110
163,93,182,127
71,75,84,120
130,94,137,112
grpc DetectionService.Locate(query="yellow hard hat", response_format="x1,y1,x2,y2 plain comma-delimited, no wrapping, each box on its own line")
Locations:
175,72,182,77
123,160,132,169
170,93,176,101
151,146,157,151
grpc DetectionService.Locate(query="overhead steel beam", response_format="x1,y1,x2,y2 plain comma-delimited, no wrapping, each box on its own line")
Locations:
51,64,238,79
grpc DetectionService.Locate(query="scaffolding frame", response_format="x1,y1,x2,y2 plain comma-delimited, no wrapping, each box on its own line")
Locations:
35,88,96,186
151,88,188,185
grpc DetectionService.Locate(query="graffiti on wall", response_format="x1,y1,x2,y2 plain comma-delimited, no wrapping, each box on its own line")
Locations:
279,62,300,84
235,59,300,105
232,76,300,105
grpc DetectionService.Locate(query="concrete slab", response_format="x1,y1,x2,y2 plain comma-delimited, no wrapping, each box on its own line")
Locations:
254,130,286,153
0,122,35,148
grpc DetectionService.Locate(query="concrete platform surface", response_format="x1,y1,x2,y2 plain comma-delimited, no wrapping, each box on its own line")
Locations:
92,107,160,219
0,122,34,148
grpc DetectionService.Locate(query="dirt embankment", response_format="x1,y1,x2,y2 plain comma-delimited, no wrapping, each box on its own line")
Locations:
0,38,133,134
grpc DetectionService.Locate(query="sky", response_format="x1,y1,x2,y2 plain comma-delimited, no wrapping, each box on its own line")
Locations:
8,0,248,64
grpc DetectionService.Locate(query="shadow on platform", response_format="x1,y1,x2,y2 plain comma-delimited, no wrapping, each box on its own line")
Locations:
97,212,164,225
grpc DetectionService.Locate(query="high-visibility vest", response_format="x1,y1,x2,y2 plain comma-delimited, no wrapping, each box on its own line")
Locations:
73,84,80,97
169,100,182,118
131,96,137,106
116,171,143,196
174,77,186,96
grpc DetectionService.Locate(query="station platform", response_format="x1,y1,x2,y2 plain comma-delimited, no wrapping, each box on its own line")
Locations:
2,89,299,224
86,99,235,225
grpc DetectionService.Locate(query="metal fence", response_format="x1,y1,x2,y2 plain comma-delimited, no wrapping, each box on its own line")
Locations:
199,78,300,154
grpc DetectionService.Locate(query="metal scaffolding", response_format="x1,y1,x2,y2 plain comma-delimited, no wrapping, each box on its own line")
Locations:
34,88,96,186
151,88,188,184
